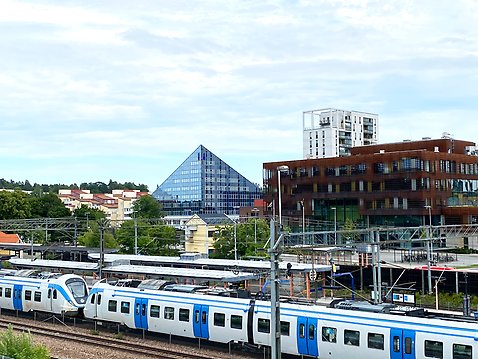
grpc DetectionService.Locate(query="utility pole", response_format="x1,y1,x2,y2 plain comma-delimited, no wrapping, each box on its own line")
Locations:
269,219,282,359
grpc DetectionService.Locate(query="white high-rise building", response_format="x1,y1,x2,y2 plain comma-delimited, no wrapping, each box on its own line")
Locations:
303,108,379,159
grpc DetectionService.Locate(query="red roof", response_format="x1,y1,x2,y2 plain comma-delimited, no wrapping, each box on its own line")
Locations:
0,232,21,244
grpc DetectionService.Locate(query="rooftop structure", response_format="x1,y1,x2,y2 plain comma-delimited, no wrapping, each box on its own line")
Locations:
303,108,378,159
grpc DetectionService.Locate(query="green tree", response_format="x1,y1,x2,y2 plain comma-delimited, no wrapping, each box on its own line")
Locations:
77,221,117,248
211,218,270,259
116,220,178,255
29,193,71,218
133,195,164,219
0,190,32,219
0,325,50,359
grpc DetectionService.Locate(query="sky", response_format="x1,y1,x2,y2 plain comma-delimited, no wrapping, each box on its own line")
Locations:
1,0,477,191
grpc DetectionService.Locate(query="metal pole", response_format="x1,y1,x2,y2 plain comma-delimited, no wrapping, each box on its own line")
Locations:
371,231,378,304
426,205,433,294
234,221,237,261
376,231,382,304
254,218,257,255
134,217,138,255
301,200,305,246
99,220,105,279
278,170,282,226
269,220,281,359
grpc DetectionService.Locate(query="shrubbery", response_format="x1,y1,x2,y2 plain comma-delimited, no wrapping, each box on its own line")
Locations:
0,325,50,359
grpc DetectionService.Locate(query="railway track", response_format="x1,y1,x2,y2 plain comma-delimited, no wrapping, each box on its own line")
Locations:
0,317,220,359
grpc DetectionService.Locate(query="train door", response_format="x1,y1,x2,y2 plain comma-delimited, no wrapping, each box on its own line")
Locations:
134,298,148,330
297,316,319,357
193,304,209,339
47,288,53,313
13,285,23,311
390,328,416,359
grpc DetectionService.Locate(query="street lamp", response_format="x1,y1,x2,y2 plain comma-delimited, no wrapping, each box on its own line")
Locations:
277,165,289,226
425,205,433,294
224,213,238,260
252,208,259,254
300,200,305,246
331,207,337,246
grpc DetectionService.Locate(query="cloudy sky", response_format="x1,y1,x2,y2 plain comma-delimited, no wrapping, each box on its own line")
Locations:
1,0,477,190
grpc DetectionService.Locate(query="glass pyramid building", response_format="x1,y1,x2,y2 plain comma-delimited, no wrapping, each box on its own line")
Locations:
152,145,262,215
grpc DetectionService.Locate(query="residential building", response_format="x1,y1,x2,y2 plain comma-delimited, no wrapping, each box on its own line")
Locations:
184,214,234,254
153,145,262,217
303,108,378,159
0,231,22,257
264,137,478,232
58,189,148,223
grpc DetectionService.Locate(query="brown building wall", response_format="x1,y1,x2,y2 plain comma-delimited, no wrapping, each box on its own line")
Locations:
264,139,478,227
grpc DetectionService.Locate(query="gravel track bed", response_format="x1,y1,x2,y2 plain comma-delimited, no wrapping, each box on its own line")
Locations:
1,314,253,359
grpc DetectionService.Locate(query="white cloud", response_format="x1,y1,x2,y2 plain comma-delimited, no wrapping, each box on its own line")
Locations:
0,0,477,189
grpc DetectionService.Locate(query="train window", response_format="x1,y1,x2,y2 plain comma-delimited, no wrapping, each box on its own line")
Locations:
453,344,472,359
202,311,207,324
0,287,2,297
194,310,199,323
121,302,130,314
164,307,174,320
368,333,384,350
90,294,96,304
299,324,305,339
135,303,140,315
280,321,290,336
344,330,360,346
179,308,190,322
258,318,270,333
405,337,413,354
53,290,57,300
322,327,337,343
5,288,11,298
425,340,443,358
141,304,146,316
25,290,32,301
98,294,102,305
214,313,226,327
150,305,160,318
48,289,51,299
108,300,117,312
309,324,316,340
34,292,41,302
393,336,400,352
231,315,242,329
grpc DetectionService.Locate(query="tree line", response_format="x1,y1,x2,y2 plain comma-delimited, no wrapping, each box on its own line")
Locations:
0,178,148,194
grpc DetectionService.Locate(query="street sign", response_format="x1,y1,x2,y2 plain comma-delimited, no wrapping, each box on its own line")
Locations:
310,269,317,281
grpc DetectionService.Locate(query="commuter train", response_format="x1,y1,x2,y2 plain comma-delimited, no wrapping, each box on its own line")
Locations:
84,280,477,358
0,271,89,315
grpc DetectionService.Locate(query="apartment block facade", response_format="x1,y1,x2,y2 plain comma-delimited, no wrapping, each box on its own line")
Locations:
303,108,378,159
265,138,478,229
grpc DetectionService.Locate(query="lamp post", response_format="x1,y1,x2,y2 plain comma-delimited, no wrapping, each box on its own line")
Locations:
277,165,289,226
300,200,305,246
425,205,433,294
252,208,259,254
224,213,238,260
331,207,337,246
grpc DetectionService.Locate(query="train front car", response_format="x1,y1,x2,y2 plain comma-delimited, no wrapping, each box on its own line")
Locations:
52,274,89,316
0,272,88,316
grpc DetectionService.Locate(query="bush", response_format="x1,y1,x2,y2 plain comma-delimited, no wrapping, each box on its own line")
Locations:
0,325,50,359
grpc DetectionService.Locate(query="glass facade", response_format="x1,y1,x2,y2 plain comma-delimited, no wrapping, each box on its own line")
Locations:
153,145,262,215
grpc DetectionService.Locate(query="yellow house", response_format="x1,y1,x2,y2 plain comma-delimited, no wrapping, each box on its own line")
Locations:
184,214,234,255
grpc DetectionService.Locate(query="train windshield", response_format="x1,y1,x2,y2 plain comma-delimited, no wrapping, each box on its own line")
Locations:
66,279,88,298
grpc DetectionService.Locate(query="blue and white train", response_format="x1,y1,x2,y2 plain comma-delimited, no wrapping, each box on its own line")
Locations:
84,280,477,358
0,271,88,315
